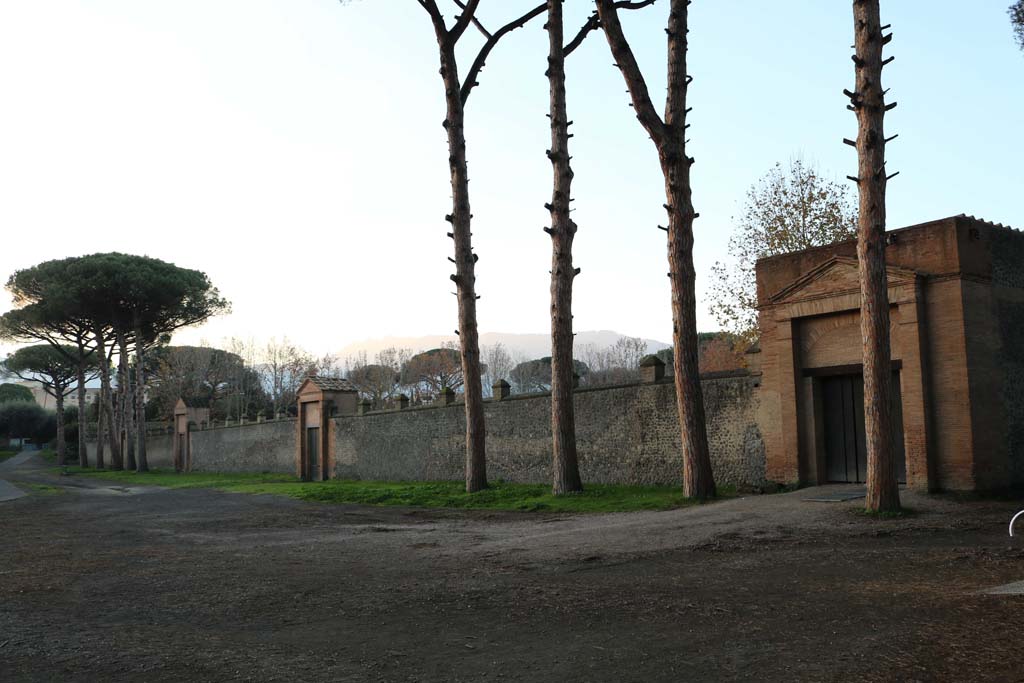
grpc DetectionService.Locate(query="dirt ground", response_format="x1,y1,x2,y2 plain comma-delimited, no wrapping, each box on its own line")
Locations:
2,454,1024,682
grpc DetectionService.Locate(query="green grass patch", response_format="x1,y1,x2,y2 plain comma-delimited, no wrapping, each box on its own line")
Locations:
61,467,297,489
59,468,731,513
851,506,917,519
230,480,732,513
0,450,17,463
13,481,64,495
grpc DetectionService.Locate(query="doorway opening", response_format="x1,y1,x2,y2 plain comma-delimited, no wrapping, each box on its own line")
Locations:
305,426,320,481
821,372,906,484
177,432,187,472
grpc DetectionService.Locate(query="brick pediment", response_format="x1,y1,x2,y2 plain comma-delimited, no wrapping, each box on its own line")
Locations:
768,256,920,305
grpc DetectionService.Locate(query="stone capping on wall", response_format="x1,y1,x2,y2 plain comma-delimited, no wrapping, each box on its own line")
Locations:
87,416,304,438
201,416,298,430
958,213,1017,233
344,370,758,418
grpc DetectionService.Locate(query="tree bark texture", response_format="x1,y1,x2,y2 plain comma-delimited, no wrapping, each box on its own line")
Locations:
135,324,149,472
54,391,66,467
94,326,119,470
75,356,88,468
546,0,583,495
419,0,545,492
118,333,137,471
851,0,900,512
113,340,123,460
597,0,715,499
435,31,487,493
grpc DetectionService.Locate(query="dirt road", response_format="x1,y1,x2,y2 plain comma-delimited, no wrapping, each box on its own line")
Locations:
2,453,1023,682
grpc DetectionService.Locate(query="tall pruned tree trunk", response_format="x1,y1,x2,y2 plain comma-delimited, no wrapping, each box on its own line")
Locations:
850,0,900,513
75,346,89,468
113,352,123,458
54,390,66,467
418,0,546,492
438,42,488,493
134,323,149,472
117,332,137,471
597,0,715,499
94,326,120,470
546,0,582,495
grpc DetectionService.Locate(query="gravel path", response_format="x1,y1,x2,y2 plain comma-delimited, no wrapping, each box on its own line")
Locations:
3,455,1024,682
0,448,38,502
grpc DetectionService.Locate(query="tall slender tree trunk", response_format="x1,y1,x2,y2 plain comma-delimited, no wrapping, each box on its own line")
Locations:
597,0,715,499
118,332,137,471
135,324,149,472
851,0,900,512
112,335,126,469
661,3,714,499
546,0,582,495
662,139,715,499
437,42,487,493
418,0,548,492
54,390,66,467
94,326,120,470
75,346,88,468
113,356,122,456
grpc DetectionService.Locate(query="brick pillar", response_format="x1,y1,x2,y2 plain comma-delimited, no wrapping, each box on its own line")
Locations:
438,387,456,406
897,290,933,491
492,380,511,400
357,399,373,415
765,318,801,484
396,394,410,410
639,355,666,383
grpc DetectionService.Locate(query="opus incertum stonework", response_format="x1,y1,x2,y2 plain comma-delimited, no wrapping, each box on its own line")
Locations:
86,215,1024,493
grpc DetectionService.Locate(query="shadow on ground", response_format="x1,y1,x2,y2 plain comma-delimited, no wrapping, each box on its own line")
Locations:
2,452,1023,682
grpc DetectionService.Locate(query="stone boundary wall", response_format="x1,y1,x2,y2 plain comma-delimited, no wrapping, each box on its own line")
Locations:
84,420,295,474
333,374,765,488
84,433,174,470
84,421,171,440
187,419,296,473
110,374,765,487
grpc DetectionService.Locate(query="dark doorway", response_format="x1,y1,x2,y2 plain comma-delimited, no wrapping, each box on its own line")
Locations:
822,373,906,484
305,427,320,481
177,433,186,472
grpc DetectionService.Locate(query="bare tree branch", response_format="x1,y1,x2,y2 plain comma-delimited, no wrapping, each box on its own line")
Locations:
452,0,492,40
417,0,449,43
564,13,599,57
448,0,481,43
564,0,659,57
460,2,547,105
663,0,688,136
594,0,665,143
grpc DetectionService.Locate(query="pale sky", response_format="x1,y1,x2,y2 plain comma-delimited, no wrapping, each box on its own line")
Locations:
2,1,1022,356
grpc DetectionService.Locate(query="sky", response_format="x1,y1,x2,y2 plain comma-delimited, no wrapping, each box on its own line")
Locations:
1,1,1022,356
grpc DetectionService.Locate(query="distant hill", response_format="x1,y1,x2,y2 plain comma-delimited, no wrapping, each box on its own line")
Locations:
335,330,670,361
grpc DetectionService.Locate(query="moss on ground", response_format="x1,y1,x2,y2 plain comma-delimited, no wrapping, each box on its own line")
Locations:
60,467,733,513
851,506,917,519
12,481,64,495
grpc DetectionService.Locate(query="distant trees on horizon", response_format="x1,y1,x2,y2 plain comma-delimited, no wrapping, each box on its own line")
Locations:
138,329,743,419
